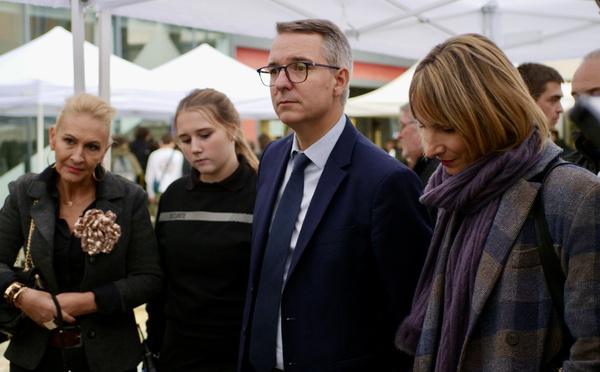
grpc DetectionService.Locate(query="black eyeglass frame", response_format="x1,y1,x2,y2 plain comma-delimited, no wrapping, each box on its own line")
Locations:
256,61,340,87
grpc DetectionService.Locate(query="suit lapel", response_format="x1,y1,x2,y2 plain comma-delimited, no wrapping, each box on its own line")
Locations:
286,120,356,280
250,137,293,280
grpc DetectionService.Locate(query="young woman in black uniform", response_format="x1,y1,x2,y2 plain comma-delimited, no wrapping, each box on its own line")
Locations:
146,88,258,372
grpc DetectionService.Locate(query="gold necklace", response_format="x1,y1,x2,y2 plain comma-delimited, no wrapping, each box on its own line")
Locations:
62,193,94,207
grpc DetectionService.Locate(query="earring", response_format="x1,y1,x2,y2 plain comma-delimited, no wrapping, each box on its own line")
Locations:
93,164,105,182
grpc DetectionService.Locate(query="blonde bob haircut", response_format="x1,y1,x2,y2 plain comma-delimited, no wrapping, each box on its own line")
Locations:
56,93,116,131
410,33,549,162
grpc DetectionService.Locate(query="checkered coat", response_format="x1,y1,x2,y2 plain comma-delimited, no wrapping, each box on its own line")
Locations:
412,143,600,372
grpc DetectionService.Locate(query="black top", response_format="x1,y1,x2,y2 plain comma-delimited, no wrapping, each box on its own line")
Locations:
147,157,257,359
47,169,121,314
413,157,440,224
413,156,440,186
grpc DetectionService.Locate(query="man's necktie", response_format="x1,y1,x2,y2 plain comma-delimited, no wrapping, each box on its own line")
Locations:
249,152,311,372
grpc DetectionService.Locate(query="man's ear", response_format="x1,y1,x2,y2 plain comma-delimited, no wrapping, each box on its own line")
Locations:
333,68,350,98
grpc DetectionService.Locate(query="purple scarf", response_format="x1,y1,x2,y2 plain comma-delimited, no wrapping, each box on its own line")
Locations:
396,130,543,371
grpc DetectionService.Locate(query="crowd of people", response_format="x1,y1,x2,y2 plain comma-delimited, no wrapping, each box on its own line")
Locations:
0,16,599,372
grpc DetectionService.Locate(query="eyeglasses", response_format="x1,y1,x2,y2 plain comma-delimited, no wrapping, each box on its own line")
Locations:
257,61,340,87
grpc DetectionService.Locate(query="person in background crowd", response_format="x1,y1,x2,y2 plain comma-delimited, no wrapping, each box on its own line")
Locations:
565,49,600,175
0,93,162,372
517,62,564,129
384,138,401,160
256,133,272,159
395,33,600,372
517,62,572,153
146,88,258,372
111,135,144,184
145,133,184,206
239,19,432,372
398,104,439,185
129,126,155,178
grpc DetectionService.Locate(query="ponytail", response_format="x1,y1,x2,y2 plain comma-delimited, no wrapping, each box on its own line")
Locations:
233,132,259,171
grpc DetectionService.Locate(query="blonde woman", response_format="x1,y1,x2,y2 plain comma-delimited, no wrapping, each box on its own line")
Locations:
0,93,162,372
146,89,258,372
395,34,600,371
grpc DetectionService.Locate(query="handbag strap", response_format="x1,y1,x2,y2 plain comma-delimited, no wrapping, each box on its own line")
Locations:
531,158,574,366
23,200,38,272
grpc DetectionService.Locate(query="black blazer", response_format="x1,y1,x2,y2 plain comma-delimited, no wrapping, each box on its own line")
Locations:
0,166,162,372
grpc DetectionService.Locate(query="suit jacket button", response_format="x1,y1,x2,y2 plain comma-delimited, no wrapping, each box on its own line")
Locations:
87,329,96,339
89,256,96,264
505,332,519,346
287,362,296,367
285,316,296,321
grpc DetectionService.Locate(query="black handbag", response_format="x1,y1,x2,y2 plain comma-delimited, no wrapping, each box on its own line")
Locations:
0,204,41,342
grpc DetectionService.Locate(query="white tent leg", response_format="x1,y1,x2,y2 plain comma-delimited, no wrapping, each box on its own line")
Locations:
98,10,113,170
36,104,44,172
71,0,85,94
98,10,112,103
482,0,500,43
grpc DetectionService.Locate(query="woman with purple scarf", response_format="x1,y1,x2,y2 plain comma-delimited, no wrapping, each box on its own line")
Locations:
395,34,600,371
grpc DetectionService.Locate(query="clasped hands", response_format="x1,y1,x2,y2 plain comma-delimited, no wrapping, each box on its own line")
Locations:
14,288,97,329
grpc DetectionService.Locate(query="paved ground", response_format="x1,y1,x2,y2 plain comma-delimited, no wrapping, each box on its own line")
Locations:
0,306,148,371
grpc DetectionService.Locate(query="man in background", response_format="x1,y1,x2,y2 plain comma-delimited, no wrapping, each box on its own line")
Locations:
567,49,600,175
517,62,564,129
398,104,439,185
517,63,572,153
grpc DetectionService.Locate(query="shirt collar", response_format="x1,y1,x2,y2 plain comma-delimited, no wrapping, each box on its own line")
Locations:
290,113,346,168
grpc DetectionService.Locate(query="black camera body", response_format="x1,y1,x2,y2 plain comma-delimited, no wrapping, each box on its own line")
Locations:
570,96,600,149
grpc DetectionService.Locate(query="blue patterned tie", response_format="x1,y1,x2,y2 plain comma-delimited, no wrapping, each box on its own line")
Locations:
249,152,311,372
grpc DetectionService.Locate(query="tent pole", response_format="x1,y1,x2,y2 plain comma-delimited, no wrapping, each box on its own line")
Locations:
482,0,499,43
98,10,112,103
71,0,86,94
36,104,44,172
98,10,113,170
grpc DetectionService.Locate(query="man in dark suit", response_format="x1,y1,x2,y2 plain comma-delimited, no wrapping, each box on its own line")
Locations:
239,19,432,372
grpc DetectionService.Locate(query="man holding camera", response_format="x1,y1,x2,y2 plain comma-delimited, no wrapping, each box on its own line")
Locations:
568,49,600,176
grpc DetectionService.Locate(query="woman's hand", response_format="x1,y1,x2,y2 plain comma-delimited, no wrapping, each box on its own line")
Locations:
56,292,98,318
14,288,76,326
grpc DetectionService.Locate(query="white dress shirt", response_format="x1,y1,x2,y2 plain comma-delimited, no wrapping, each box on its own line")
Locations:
273,114,346,370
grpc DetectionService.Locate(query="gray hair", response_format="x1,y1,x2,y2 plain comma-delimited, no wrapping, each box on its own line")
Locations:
276,19,353,105
583,48,600,62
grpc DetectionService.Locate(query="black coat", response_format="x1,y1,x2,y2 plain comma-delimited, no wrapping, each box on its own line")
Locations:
0,166,162,372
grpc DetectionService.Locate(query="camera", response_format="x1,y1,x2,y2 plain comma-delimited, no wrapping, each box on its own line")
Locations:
569,96,600,149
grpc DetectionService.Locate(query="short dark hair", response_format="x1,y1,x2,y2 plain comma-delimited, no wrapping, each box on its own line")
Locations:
517,63,564,100
134,126,150,140
160,133,173,145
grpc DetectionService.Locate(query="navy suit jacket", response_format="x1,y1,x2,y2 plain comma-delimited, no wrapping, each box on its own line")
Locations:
239,119,432,372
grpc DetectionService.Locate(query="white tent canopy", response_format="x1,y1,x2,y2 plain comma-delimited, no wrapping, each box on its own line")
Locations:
346,63,416,117
346,57,581,118
9,0,597,63
0,27,276,119
0,26,167,118
150,43,276,119
4,0,598,120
